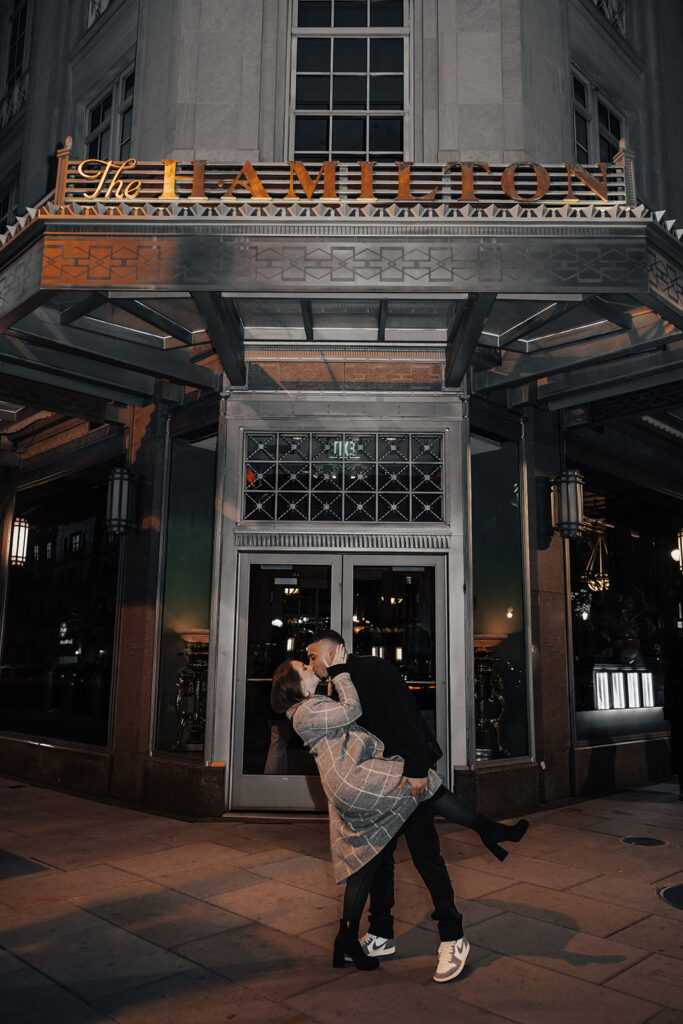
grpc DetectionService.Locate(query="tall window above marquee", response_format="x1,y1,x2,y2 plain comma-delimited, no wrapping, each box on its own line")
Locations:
244,432,442,523
292,0,408,162
85,68,135,161
573,71,624,165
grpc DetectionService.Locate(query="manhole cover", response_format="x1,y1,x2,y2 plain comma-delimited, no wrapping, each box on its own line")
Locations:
622,836,666,847
659,885,683,910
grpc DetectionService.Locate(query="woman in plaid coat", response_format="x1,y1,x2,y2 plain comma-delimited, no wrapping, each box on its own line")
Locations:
272,644,528,972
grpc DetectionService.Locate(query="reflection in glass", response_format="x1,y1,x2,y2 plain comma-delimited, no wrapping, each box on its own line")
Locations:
334,38,367,72
353,565,437,735
570,483,674,744
370,37,403,71
333,75,366,109
298,37,331,72
243,564,332,775
295,116,330,153
471,434,529,760
156,435,217,754
298,0,332,26
297,74,330,108
0,466,120,745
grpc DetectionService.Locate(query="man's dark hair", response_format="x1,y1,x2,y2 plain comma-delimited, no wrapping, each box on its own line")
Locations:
307,629,345,647
271,660,304,714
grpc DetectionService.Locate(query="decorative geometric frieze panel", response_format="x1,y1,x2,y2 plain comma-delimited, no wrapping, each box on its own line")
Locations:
648,249,683,314
234,531,450,550
0,244,43,323
38,231,649,293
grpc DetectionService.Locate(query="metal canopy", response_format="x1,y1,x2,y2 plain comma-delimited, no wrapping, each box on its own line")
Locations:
0,198,681,429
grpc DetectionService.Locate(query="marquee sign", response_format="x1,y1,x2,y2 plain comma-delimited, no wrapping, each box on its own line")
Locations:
54,145,630,210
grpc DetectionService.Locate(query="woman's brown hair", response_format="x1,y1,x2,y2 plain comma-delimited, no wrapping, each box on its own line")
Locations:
271,660,304,714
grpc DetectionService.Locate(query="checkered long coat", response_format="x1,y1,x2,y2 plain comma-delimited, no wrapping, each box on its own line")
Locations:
289,672,442,883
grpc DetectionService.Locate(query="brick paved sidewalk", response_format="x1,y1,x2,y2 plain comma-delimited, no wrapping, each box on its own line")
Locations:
0,775,681,1024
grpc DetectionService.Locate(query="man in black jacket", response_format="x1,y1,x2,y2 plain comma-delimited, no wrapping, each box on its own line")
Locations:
307,629,466,982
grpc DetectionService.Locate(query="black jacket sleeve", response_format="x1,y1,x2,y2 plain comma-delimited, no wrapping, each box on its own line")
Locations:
329,657,440,777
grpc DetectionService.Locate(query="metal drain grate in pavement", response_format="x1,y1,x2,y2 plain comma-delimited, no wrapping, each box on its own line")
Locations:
622,836,666,846
659,885,683,910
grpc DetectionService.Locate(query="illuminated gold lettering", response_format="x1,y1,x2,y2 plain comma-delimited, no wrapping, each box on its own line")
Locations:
500,161,550,202
77,159,113,199
220,161,271,202
445,161,491,203
286,161,339,201
76,158,142,201
562,162,609,202
159,160,208,201
395,162,438,202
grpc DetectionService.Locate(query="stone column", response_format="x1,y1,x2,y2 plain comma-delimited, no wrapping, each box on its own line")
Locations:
525,407,573,803
110,404,168,803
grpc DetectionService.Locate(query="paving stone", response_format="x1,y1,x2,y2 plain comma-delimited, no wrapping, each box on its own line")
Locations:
646,1009,683,1024
109,841,243,879
605,953,683,1011
2,901,104,955
246,851,337,898
454,850,601,890
285,973,512,1024
548,814,683,849
158,864,262,899
444,955,659,1024
538,842,683,885
90,965,305,1024
569,874,683,921
466,909,647,983
478,881,647,937
18,920,190,1001
609,914,683,959
208,877,340,935
0,864,147,908
174,921,341,1000
0,966,109,1024
439,862,518,899
76,887,252,947
0,948,24,976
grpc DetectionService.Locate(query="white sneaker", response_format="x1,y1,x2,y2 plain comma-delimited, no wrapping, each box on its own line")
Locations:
355,933,396,958
433,937,470,982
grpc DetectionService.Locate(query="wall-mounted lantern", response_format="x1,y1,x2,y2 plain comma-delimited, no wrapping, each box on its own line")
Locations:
105,467,136,535
551,470,584,539
677,528,683,573
9,516,30,566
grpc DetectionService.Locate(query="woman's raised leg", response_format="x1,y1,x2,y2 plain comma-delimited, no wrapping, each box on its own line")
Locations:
428,786,528,861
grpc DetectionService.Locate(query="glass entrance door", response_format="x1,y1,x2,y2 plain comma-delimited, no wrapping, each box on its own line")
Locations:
230,553,447,810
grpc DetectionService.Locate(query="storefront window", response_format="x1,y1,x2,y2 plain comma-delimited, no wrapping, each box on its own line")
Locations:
570,482,680,743
471,434,529,760
156,434,217,754
0,466,120,745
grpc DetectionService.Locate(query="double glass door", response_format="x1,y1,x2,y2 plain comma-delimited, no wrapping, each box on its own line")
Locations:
230,553,447,810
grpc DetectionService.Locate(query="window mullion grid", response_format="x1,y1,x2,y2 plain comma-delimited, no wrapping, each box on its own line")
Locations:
374,433,379,521
307,431,313,521
275,432,282,520
408,433,413,522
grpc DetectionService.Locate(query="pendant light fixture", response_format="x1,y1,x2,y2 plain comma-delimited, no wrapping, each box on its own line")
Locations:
9,516,30,566
551,469,584,539
105,467,136,535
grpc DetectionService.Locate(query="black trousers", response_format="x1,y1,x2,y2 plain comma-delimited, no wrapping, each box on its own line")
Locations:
367,801,463,942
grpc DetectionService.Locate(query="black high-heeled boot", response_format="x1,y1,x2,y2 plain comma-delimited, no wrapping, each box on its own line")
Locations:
473,815,529,862
332,919,380,970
